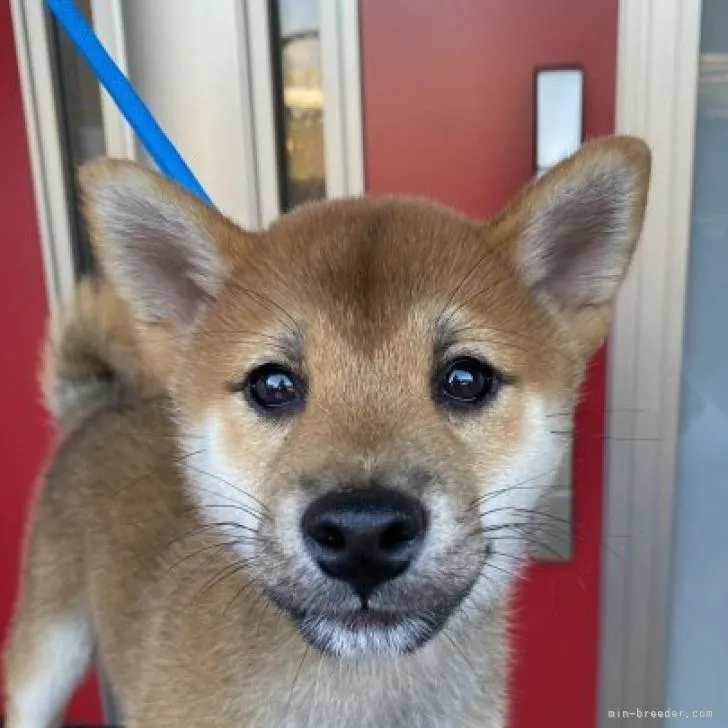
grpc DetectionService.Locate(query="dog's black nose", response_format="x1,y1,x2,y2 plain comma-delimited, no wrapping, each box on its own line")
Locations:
301,488,427,600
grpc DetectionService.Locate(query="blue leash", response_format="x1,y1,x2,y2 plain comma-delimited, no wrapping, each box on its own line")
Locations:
45,0,212,205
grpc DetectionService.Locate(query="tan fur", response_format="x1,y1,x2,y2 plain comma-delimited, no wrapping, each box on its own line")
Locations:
3,137,651,728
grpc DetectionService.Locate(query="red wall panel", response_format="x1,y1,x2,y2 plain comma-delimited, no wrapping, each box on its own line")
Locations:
359,1,617,725
0,4,100,722
0,0,52,686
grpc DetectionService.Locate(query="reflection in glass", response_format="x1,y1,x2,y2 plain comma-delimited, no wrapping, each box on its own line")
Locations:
270,0,326,211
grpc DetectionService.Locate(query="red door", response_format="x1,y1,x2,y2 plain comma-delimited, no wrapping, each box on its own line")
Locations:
359,2,617,726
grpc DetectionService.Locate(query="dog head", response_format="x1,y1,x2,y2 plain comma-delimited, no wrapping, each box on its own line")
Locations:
80,137,650,658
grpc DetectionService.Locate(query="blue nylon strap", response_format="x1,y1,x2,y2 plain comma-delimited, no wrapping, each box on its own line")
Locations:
45,0,212,205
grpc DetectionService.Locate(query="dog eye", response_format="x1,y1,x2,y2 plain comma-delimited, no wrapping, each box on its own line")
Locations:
246,364,302,414
439,357,496,408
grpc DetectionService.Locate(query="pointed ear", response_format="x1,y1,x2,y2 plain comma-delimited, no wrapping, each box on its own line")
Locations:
78,159,235,330
495,136,651,355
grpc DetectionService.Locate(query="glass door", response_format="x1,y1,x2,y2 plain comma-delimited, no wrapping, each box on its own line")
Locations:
665,0,728,721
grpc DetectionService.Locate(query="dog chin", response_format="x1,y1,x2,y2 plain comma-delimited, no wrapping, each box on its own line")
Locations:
297,611,443,658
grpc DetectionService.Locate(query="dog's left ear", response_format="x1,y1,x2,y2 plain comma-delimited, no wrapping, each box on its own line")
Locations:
494,136,651,356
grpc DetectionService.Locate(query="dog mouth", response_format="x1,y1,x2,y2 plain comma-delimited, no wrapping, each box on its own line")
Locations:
259,545,486,658
294,608,446,658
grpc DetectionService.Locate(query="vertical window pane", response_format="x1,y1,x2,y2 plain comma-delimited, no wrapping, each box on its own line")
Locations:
49,0,104,275
270,0,326,211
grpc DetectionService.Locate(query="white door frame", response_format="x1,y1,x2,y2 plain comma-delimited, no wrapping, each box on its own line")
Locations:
600,0,703,724
10,0,77,314
88,0,136,161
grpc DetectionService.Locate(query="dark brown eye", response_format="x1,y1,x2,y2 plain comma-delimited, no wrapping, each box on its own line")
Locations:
439,357,496,408
247,365,302,414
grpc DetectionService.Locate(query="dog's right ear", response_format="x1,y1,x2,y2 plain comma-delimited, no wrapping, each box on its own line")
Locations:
79,159,243,332
79,159,254,378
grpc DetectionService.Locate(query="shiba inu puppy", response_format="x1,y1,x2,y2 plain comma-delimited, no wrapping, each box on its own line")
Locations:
3,136,650,727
